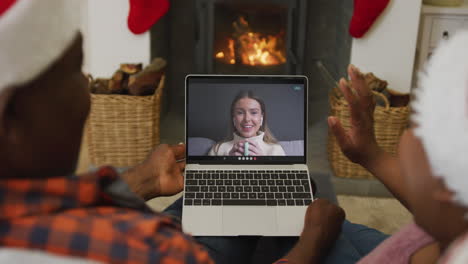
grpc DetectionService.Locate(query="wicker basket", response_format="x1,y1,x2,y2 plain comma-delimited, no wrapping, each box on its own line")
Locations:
86,75,165,167
327,88,410,179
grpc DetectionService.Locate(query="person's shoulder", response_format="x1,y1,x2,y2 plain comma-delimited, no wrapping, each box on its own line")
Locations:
208,145,216,156
209,140,232,156
217,140,234,149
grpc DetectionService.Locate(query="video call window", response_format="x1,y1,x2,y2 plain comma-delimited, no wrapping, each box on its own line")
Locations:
187,78,305,160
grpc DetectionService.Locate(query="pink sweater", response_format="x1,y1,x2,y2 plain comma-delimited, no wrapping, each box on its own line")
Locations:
358,222,435,264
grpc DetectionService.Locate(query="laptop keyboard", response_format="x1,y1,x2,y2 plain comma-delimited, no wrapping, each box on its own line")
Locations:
184,170,313,206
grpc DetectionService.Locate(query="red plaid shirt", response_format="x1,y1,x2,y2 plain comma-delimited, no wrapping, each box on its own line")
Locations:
0,167,213,264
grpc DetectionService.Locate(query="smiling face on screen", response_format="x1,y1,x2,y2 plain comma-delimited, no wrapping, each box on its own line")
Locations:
232,97,263,138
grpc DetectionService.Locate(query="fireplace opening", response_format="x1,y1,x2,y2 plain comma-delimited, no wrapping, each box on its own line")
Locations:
195,0,306,75
214,3,287,71
214,16,286,66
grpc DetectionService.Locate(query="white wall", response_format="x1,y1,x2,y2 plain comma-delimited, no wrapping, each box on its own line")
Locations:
350,0,422,93
80,0,150,78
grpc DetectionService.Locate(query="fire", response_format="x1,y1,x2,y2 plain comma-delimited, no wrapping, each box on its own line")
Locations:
215,16,286,66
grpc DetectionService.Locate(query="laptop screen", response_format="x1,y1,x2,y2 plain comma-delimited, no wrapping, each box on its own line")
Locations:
186,75,307,164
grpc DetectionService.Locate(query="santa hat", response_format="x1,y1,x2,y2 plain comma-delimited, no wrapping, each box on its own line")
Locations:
412,30,468,208
0,0,81,93
439,232,468,263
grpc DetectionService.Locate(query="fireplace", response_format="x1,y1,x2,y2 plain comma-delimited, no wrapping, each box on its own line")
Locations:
151,0,352,121
195,0,307,74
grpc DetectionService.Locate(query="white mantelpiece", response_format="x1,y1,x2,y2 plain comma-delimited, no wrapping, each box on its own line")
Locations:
80,0,151,78
350,0,422,93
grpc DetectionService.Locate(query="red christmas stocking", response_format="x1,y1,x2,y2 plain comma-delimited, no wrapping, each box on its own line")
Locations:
0,0,17,16
128,0,170,35
349,0,390,38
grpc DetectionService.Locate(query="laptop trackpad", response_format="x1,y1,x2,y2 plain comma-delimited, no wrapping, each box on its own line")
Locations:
222,206,277,236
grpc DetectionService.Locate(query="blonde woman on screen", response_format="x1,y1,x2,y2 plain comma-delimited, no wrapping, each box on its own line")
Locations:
208,90,286,156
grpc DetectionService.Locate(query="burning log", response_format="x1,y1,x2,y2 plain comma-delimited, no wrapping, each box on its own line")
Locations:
216,16,286,66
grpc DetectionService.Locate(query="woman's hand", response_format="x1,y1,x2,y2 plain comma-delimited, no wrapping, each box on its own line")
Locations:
328,64,382,167
229,141,245,156
328,65,412,210
245,140,264,156
229,140,265,156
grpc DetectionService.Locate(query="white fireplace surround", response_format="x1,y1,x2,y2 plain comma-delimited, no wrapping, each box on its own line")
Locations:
350,0,422,94
80,0,151,78
79,0,424,93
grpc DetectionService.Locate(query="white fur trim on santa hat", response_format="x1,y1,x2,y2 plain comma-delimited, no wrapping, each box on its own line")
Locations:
413,30,468,208
0,0,81,92
440,232,468,263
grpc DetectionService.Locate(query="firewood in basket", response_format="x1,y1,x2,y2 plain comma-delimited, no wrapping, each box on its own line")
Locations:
387,88,410,107
364,72,387,93
120,63,143,74
128,72,163,96
90,78,111,94
144,58,167,73
127,58,166,96
108,70,126,94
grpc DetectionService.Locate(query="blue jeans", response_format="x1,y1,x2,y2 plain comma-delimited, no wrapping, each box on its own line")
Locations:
163,198,389,264
322,221,389,264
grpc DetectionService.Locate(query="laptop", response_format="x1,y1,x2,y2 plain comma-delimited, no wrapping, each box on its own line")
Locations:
182,75,314,236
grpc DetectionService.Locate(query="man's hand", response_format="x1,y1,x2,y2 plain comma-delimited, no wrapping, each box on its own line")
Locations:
284,199,345,264
301,199,345,248
328,64,382,167
122,144,186,200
